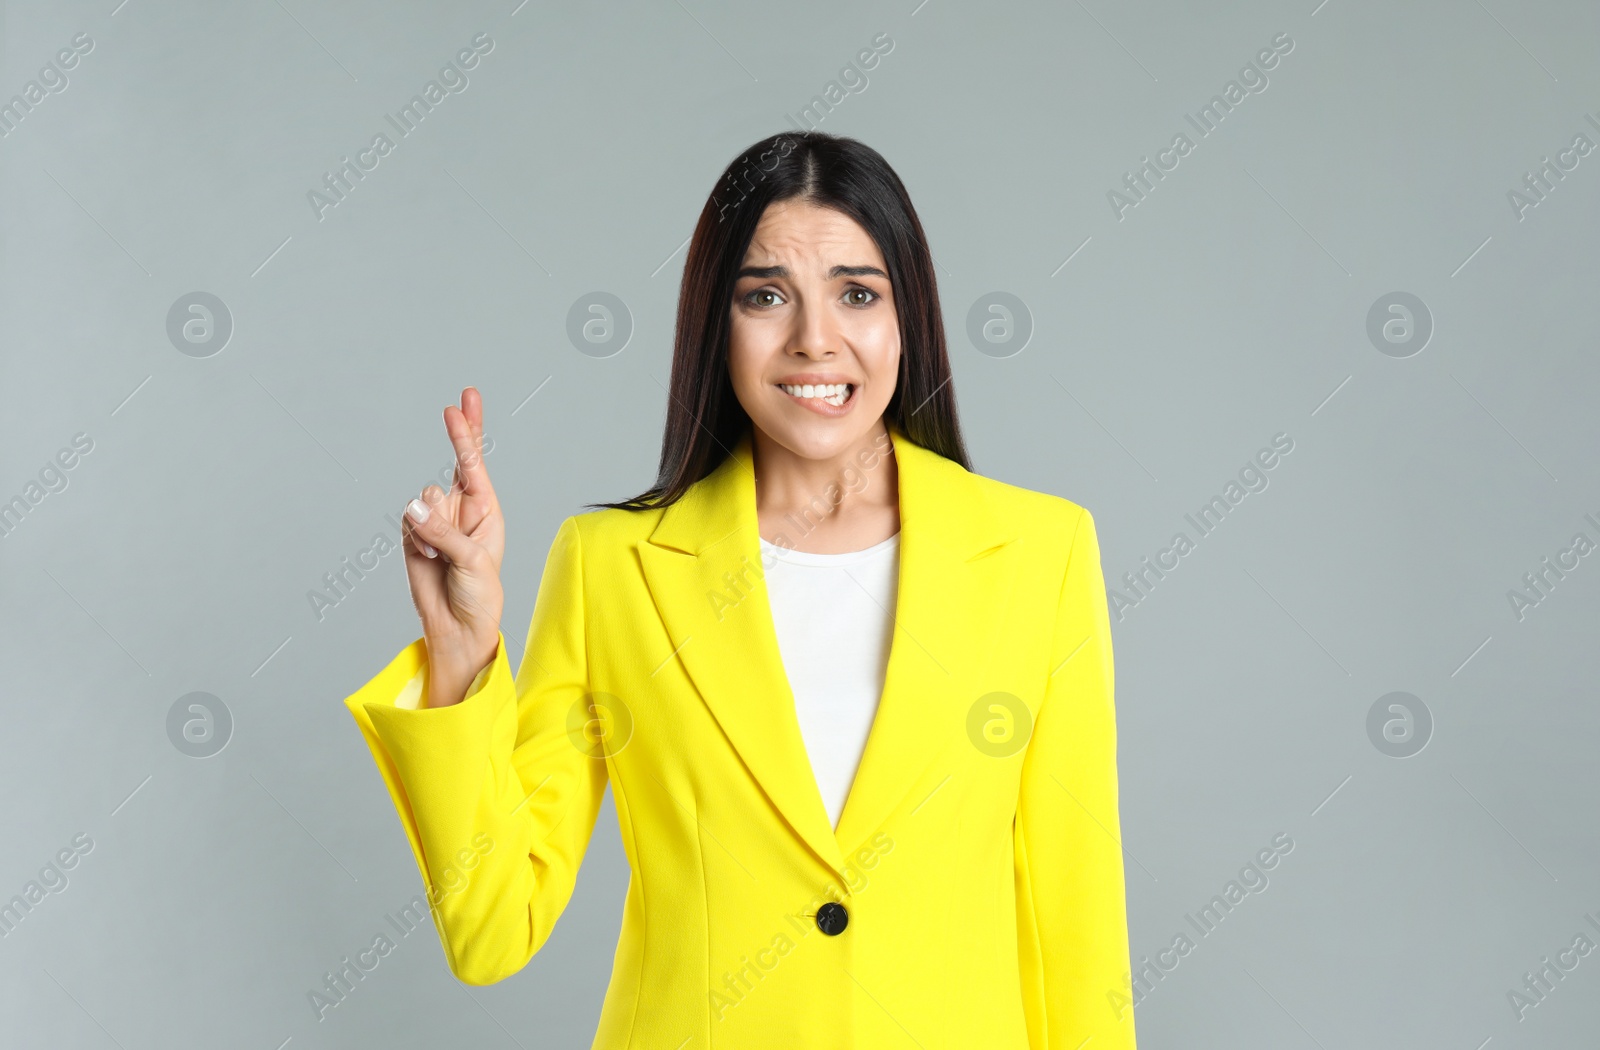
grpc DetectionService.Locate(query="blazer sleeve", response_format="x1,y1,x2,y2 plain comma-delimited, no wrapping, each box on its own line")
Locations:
341,514,608,985
1014,508,1138,1048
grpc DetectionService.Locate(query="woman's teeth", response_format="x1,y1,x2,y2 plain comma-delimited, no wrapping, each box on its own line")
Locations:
780,383,852,406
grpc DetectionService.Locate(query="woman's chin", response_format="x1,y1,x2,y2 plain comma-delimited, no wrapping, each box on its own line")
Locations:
753,407,884,463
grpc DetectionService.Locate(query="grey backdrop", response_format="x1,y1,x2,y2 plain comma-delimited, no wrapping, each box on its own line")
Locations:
3,0,1597,1047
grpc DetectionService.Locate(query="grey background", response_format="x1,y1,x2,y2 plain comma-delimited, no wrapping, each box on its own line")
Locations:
2,0,1597,1047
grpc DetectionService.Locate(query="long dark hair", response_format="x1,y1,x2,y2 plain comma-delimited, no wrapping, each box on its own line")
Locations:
585,130,970,512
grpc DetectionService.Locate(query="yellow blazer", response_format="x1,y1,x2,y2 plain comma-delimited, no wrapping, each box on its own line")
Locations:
342,421,1137,1049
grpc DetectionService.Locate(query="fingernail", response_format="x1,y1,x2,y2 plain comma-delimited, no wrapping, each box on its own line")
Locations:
406,498,430,524
420,541,438,558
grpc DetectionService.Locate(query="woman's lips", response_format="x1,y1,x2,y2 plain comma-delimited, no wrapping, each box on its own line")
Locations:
775,382,857,417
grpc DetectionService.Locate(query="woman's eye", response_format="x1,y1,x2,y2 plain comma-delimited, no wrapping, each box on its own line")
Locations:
740,286,878,308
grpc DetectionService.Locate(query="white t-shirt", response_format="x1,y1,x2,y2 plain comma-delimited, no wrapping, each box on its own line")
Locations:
758,531,901,830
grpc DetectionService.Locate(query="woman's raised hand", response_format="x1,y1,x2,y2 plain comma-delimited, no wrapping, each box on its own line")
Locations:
400,387,506,708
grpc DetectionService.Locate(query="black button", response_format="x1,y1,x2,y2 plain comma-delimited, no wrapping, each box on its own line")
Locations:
816,901,848,936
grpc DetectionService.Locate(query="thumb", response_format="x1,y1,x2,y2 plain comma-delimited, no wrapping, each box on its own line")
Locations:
404,494,483,569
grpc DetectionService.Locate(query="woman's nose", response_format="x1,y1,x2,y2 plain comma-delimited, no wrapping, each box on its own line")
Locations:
789,301,840,358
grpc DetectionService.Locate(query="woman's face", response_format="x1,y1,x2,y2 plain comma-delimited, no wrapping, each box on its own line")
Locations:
727,199,901,461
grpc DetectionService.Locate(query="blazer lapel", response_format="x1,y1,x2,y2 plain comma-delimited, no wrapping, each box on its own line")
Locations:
830,425,1022,857
638,421,1021,879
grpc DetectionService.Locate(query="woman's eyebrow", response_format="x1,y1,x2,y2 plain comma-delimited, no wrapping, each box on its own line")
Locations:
736,264,888,279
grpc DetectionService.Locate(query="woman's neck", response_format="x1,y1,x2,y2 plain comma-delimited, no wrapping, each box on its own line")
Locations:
751,422,901,554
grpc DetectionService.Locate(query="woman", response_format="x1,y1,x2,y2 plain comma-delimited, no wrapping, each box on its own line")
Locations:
343,131,1137,1048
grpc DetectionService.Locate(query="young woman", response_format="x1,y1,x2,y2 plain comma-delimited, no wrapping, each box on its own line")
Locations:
343,131,1137,1049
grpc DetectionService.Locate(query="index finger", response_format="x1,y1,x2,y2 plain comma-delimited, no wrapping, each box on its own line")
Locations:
445,391,493,499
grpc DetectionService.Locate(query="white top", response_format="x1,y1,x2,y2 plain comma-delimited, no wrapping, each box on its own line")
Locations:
758,531,900,829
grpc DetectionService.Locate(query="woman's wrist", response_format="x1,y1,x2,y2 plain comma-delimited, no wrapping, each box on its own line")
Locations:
424,635,498,708
424,667,470,708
